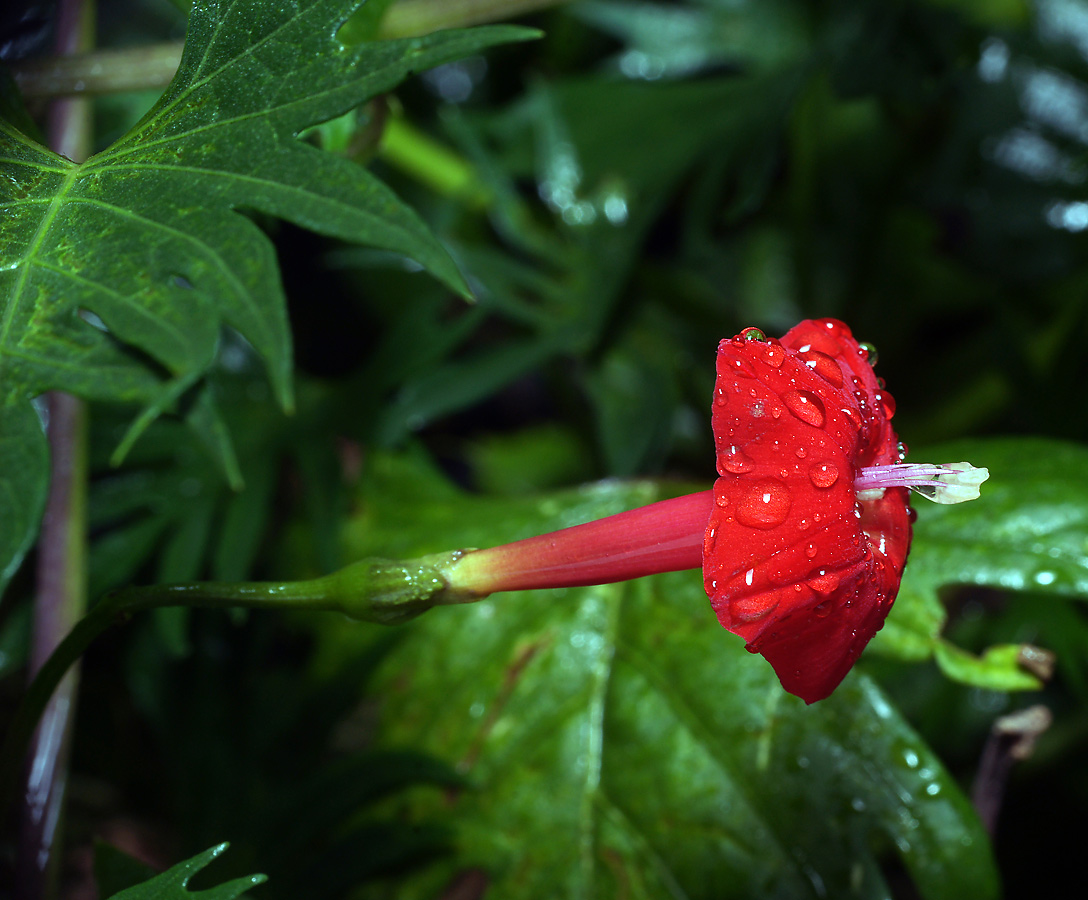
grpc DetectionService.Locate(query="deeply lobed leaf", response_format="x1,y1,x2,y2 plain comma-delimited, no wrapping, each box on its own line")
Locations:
0,0,536,596
105,843,263,900
329,452,999,900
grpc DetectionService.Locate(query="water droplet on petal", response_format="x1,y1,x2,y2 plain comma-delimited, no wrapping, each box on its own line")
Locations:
731,594,778,623
809,462,839,488
714,386,728,406
876,390,896,417
858,341,879,366
783,389,826,427
809,570,841,594
735,479,792,529
721,445,754,474
795,446,807,459
740,326,766,342
762,344,786,368
897,441,909,461
728,355,757,378
799,349,844,388
841,406,863,430
804,542,818,559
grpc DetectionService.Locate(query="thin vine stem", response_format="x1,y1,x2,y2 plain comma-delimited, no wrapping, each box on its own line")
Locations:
11,0,574,98
0,551,474,818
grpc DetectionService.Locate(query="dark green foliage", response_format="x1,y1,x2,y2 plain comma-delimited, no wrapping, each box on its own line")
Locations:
334,452,1001,899
2,0,1088,897
103,844,263,900
0,0,537,595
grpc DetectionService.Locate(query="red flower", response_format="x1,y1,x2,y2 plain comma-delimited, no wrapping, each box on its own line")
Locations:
444,318,985,703
703,319,912,703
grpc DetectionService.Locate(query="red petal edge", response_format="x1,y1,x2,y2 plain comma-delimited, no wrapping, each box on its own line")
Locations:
703,319,912,703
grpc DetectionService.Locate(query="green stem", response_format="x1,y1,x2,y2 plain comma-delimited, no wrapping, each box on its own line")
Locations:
378,115,492,208
11,43,183,99
10,0,574,99
0,551,474,818
383,0,574,35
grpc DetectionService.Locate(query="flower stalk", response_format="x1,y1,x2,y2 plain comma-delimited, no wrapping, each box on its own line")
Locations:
0,551,472,818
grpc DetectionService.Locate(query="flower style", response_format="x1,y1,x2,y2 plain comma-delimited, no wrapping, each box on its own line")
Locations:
442,319,987,703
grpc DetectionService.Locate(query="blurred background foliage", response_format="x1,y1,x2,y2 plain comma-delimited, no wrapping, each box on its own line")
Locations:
4,0,1088,896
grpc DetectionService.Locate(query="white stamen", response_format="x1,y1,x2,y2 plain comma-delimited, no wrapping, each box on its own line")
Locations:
854,462,989,504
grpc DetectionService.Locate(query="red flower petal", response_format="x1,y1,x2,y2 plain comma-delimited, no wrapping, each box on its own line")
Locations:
703,319,912,703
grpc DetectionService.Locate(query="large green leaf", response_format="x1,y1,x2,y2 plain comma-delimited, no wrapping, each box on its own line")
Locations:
105,844,262,900
873,437,1088,689
332,453,998,900
0,0,536,596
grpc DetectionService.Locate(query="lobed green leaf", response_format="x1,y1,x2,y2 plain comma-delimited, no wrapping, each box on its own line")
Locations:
330,452,998,900
0,0,537,598
104,844,263,900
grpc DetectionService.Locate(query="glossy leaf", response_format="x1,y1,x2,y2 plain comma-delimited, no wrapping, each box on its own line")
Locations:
576,0,809,77
104,844,263,900
335,453,998,900
0,397,48,597
0,0,536,597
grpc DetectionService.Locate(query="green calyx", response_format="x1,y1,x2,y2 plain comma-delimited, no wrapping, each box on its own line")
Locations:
318,551,481,624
